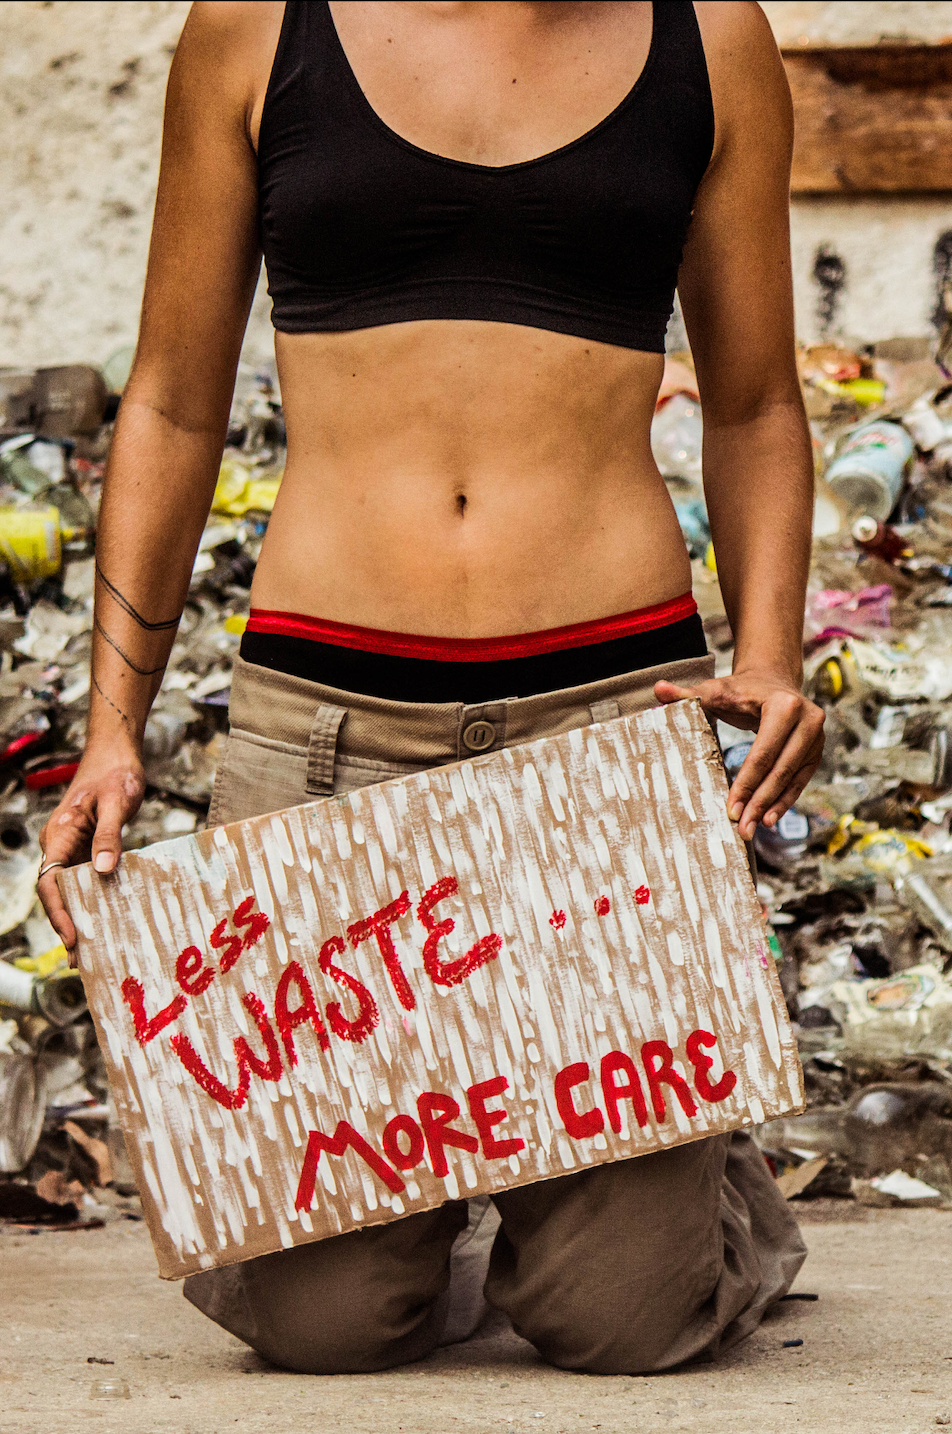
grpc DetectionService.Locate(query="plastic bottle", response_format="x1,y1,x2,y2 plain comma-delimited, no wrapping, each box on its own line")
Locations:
762,1085,952,1179
142,710,189,763
851,515,912,565
759,1107,849,1159
825,420,914,521
898,860,952,951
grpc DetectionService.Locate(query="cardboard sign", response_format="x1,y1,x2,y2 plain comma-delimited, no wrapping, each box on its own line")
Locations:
60,700,803,1281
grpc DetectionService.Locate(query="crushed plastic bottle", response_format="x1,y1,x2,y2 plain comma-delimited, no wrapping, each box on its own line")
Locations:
757,1082,952,1183
0,1047,47,1173
0,962,88,1026
0,435,63,496
755,808,811,868
825,420,914,521
212,457,282,517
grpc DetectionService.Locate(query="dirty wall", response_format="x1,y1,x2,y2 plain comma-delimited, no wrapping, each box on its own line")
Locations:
5,1,952,365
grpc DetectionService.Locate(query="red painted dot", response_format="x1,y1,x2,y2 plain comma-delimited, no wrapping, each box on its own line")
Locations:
594,896,610,916
634,885,651,905
549,909,567,930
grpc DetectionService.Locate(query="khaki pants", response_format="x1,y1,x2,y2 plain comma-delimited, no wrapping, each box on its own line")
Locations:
185,653,806,1375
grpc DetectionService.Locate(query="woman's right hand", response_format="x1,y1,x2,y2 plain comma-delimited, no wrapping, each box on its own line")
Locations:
37,743,146,962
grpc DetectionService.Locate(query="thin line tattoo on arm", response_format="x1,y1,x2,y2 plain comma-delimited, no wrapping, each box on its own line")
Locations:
92,672,131,726
96,564,181,631
94,616,167,677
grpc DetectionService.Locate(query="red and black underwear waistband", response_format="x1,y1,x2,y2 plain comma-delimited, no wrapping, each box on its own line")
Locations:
245,593,698,663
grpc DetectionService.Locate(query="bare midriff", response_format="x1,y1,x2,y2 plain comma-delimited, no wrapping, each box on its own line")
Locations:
251,319,690,639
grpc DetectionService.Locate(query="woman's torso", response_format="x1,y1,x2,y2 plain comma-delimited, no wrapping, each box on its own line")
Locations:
245,1,712,637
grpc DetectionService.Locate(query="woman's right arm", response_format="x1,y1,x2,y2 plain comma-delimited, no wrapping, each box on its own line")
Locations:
38,2,273,950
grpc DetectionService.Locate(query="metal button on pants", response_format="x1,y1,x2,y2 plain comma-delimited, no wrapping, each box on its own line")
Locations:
461,720,496,752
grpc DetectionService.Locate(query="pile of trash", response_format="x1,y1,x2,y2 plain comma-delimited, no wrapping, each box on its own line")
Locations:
4,334,952,1220
0,355,281,1220
657,337,952,1209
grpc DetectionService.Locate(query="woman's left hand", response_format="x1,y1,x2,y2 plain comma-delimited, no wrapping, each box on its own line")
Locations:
653,670,824,841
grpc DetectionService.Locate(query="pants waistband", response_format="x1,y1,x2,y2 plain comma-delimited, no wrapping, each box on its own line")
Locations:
245,593,698,660
227,650,716,791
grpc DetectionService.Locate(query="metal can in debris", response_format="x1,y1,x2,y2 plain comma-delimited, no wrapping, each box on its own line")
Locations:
825,420,914,521
0,504,61,582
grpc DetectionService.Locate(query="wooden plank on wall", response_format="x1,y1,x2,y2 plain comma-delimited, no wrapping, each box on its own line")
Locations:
785,46,952,193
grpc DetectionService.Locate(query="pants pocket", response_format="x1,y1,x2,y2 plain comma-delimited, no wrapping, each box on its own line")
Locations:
207,730,309,828
332,753,426,797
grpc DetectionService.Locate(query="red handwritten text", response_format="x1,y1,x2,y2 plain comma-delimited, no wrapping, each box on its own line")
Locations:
294,1074,525,1209
119,884,503,1107
292,1033,736,1204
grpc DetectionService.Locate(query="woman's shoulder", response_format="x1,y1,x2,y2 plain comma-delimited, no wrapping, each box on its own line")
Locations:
173,2,286,146
182,0,285,46
693,1,786,89
692,2,790,157
692,0,779,53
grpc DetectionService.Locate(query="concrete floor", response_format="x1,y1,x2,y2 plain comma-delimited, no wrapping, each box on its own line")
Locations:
0,1202,950,1434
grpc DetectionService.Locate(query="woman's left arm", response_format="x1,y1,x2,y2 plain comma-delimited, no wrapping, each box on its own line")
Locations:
654,0,824,842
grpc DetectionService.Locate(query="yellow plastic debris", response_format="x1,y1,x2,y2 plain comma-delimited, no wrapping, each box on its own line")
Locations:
224,614,248,635
838,378,887,407
817,657,844,700
827,814,932,872
814,377,886,407
14,942,68,977
853,829,932,874
0,505,61,582
212,459,282,516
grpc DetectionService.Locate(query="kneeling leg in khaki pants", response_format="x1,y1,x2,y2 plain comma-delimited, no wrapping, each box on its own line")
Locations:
184,656,805,1374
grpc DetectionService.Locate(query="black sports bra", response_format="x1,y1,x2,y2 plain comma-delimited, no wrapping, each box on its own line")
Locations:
257,1,714,353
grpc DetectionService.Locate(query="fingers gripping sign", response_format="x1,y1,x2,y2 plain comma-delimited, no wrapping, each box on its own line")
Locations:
37,758,146,963
653,674,824,842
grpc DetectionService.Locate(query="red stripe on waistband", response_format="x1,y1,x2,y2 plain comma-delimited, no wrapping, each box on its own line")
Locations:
245,594,698,662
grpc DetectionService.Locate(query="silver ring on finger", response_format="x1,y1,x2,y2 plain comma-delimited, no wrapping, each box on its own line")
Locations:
37,859,66,881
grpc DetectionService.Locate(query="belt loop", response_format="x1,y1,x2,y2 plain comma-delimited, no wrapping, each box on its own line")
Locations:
588,698,621,725
306,703,347,797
